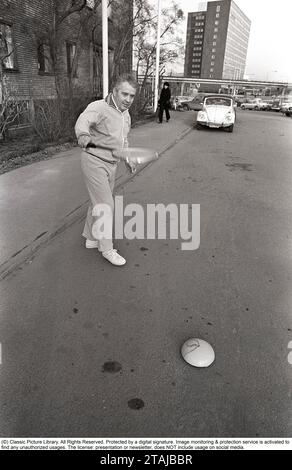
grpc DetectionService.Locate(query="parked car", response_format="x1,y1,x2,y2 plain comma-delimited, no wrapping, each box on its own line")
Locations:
234,95,247,107
266,99,281,111
283,104,292,117
280,102,292,114
180,94,206,111
241,99,269,110
196,95,236,132
264,100,274,111
171,96,193,110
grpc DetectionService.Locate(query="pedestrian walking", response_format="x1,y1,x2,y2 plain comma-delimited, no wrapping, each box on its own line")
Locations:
75,74,138,266
158,82,171,123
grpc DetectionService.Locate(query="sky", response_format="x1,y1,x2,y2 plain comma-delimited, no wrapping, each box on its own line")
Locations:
171,0,292,81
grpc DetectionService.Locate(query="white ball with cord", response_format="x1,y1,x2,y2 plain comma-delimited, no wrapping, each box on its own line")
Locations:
181,338,215,368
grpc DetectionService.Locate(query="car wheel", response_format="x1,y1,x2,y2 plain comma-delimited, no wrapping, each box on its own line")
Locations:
241,105,245,110
254,106,259,110
227,124,234,133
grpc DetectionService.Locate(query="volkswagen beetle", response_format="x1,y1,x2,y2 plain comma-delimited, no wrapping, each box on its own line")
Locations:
196,95,236,132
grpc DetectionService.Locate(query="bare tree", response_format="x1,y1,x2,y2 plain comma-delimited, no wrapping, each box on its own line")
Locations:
131,1,184,112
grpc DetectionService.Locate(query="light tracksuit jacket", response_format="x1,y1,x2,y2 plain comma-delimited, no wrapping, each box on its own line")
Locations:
75,94,131,163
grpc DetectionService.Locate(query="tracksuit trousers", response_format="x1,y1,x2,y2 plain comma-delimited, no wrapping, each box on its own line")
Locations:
81,151,117,252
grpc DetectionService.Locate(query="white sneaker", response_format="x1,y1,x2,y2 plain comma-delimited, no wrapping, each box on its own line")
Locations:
102,248,126,266
85,239,99,249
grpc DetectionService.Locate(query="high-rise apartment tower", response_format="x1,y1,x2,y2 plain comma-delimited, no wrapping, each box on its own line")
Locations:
184,0,251,80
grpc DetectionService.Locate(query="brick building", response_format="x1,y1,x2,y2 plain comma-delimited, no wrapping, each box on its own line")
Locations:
0,0,133,136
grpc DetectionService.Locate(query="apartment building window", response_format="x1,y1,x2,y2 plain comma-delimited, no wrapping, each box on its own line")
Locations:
38,44,53,74
210,68,214,72
216,13,220,18
213,41,216,46
0,22,16,69
66,42,76,76
214,28,218,32
213,34,217,39
211,55,215,59
215,20,219,25
216,5,221,12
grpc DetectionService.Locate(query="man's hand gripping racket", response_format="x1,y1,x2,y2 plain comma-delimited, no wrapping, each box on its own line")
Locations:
113,147,159,173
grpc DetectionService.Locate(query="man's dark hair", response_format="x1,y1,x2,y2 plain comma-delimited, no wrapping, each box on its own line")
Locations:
113,74,139,91
164,82,170,87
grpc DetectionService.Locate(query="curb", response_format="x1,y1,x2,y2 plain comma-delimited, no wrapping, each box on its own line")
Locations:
0,125,192,281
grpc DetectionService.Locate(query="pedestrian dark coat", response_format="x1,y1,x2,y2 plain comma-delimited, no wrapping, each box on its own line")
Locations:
159,85,171,108
158,82,171,123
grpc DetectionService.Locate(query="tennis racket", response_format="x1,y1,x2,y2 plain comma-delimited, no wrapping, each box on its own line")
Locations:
113,147,159,164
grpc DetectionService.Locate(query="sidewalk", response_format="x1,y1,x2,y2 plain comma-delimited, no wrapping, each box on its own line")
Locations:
0,112,192,279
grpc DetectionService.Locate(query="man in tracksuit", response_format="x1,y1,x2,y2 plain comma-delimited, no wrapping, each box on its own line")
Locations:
75,74,138,266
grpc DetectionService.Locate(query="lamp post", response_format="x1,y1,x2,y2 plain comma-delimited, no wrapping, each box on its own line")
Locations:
232,67,240,95
153,0,162,112
102,0,109,98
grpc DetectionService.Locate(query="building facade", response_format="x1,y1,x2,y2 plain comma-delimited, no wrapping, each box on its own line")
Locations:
0,0,133,137
184,0,251,80
184,10,206,78
0,0,132,101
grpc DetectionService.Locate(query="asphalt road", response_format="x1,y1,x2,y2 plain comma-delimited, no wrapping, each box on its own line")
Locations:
0,109,292,438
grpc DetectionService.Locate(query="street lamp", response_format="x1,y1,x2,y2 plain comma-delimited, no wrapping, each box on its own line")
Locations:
102,0,109,98
152,2,183,111
154,0,162,112
231,67,240,95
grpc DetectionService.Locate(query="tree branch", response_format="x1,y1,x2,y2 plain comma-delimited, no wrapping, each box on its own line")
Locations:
56,0,87,26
